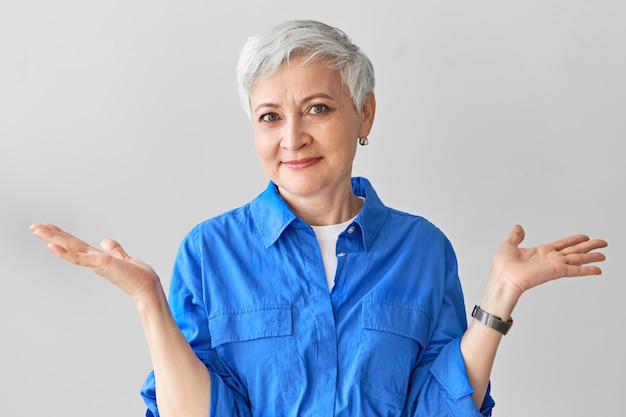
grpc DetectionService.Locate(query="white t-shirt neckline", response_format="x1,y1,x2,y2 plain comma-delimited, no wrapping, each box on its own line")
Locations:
311,215,358,292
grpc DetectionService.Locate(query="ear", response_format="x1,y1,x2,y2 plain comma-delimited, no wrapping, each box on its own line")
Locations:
358,92,376,137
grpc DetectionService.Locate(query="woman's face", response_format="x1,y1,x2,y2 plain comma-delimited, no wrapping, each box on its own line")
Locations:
249,56,375,203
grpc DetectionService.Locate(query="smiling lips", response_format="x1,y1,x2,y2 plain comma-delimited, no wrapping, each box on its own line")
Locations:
282,157,322,169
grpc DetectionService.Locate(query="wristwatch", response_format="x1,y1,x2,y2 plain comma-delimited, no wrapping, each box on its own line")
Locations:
471,305,513,335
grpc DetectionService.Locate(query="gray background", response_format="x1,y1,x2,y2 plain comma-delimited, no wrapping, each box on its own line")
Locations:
1,1,624,415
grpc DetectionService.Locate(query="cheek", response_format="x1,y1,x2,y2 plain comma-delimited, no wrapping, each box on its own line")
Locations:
253,135,279,173
252,130,271,157
328,129,358,160
254,144,271,165
340,135,359,168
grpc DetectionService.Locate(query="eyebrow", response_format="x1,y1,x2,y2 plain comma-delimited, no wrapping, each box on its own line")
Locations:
253,93,337,114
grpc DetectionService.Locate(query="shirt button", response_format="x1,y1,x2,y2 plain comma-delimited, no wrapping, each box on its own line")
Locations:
337,252,346,257
347,225,356,234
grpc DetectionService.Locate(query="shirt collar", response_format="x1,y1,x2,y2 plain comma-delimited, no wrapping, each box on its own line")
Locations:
351,176,387,251
250,181,298,249
250,177,387,251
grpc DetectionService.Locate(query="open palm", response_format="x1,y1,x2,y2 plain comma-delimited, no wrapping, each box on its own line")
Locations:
491,225,607,298
30,223,160,303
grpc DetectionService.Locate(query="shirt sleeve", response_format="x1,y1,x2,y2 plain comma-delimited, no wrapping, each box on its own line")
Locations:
411,237,495,417
139,226,252,417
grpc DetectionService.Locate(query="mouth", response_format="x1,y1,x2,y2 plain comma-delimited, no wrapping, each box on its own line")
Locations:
282,157,322,169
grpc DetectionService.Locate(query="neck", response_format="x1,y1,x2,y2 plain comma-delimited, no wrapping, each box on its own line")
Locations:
278,183,363,226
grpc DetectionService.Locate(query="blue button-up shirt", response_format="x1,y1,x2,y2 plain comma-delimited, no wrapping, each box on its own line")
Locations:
141,177,495,416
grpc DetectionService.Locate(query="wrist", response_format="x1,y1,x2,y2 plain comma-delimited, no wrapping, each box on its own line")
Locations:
478,273,523,321
472,305,514,335
133,281,167,313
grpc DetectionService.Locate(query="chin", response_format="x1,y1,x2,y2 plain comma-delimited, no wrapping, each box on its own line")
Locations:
275,177,328,199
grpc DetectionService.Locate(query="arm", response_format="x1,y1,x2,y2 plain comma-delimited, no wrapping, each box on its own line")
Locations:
30,224,211,417
460,225,607,408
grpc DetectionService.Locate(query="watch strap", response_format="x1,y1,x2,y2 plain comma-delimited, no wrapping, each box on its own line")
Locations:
471,305,513,335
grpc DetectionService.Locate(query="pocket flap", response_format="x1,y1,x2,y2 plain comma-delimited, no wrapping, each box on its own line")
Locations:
209,305,292,348
361,300,430,344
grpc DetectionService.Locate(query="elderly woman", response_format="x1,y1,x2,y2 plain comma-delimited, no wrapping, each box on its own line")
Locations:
30,20,606,417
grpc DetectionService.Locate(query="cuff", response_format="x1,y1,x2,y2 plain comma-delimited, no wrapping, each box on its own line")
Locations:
430,338,495,416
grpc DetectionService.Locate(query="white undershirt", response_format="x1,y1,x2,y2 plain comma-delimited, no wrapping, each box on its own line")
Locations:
311,215,358,292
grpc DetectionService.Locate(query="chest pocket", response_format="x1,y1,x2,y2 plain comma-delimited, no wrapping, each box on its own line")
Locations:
209,305,303,410
360,300,431,409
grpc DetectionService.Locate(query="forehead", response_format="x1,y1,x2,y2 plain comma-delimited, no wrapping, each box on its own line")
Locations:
249,56,345,104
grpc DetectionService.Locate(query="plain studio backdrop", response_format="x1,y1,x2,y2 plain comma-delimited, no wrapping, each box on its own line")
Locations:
1,1,624,416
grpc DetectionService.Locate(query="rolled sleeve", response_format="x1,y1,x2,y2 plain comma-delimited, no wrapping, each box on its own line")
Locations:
412,237,495,416
427,338,494,416
140,227,251,416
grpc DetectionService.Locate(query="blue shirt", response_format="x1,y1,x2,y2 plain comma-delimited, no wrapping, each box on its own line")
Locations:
141,177,495,416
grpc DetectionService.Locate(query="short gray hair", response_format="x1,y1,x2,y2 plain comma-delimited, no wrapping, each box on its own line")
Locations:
237,19,375,120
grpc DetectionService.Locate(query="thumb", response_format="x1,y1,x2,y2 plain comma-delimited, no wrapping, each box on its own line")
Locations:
100,238,131,260
507,224,526,247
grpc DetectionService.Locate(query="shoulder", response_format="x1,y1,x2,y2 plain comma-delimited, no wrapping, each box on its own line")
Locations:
386,206,449,242
184,203,255,243
356,176,453,250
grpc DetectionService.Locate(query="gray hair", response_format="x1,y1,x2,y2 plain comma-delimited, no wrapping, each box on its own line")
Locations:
236,20,375,120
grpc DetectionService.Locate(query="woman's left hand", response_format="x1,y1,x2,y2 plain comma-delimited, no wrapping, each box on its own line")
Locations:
463,225,607,407
487,224,607,305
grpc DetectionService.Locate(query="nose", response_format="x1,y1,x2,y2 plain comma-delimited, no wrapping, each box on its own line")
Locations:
280,118,310,151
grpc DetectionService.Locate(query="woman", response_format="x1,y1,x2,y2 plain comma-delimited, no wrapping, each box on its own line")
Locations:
30,20,607,417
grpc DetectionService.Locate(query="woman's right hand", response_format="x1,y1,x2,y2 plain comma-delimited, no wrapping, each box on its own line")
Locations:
30,223,161,304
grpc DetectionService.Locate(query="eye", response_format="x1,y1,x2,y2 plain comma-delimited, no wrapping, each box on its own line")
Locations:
308,104,328,115
260,112,280,122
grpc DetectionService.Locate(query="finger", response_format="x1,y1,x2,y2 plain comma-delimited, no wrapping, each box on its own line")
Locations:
30,223,57,239
507,224,525,246
31,224,108,267
563,251,606,267
30,223,60,230
31,224,91,250
46,240,104,267
563,264,603,277
551,234,594,252
561,238,608,256
41,223,62,232
101,238,131,260
30,224,67,237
